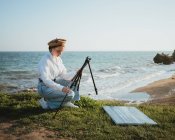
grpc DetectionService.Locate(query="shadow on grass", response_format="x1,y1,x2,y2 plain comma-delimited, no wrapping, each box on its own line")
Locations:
0,106,56,122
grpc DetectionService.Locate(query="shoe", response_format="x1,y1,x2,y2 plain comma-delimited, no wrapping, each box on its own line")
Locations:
38,98,48,109
62,102,79,108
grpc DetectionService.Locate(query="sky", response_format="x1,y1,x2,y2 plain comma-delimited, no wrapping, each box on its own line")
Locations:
0,0,175,51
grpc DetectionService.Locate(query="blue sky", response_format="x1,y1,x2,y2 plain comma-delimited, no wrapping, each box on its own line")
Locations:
0,0,175,51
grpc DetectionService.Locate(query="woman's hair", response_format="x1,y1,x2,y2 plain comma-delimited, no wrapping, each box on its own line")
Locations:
49,46,58,53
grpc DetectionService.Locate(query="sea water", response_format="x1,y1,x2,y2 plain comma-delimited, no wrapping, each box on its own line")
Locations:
0,51,174,102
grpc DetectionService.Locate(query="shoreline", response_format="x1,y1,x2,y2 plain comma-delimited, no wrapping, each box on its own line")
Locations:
1,75,175,105
132,75,175,104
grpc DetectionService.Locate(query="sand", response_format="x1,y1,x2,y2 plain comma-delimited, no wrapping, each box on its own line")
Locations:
132,76,175,104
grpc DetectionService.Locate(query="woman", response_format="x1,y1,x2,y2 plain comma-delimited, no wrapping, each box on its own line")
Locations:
37,38,80,109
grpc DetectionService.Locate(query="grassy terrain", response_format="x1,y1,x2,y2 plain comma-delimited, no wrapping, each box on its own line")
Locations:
0,92,175,140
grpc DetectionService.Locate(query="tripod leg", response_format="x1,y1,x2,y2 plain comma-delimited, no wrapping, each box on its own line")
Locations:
77,74,82,91
52,93,68,119
87,62,98,95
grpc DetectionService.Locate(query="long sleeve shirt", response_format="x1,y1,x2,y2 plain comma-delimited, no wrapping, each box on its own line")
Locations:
38,53,75,91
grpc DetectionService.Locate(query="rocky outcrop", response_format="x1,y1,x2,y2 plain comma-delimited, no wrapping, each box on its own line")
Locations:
172,50,175,61
153,52,174,65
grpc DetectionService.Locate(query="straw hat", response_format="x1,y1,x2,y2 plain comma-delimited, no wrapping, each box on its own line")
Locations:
48,38,66,47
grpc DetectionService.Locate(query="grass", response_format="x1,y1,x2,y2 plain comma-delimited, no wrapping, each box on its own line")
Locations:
0,92,175,140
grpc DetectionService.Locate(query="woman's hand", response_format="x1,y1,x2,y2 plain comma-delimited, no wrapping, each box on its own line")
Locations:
62,87,71,94
77,69,82,76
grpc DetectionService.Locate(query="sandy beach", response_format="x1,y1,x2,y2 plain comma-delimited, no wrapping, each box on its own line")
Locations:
132,75,175,104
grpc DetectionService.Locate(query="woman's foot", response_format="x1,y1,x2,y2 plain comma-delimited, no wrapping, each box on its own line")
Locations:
62,102,79,108
38,98,48,109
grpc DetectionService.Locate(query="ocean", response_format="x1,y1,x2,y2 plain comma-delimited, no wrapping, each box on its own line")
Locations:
0,51,175,102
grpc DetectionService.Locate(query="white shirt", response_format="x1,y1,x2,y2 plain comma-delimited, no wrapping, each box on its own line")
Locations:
38,53,75,91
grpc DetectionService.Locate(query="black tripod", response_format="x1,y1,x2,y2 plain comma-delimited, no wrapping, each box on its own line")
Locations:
53,56,98,118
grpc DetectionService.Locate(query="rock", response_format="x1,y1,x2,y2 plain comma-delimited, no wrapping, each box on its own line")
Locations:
162,54,173,65
172,50,175,61
153,53,164,63
19,87,37,93
172,75,175,79
153,53,173,65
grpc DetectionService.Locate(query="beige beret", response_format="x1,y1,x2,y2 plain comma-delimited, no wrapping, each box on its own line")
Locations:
48,38,66,47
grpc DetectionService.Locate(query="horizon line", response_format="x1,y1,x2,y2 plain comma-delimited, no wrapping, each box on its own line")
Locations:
0,50,174,52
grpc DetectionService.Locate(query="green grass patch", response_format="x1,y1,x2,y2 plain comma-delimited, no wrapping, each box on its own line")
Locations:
0,92,175,140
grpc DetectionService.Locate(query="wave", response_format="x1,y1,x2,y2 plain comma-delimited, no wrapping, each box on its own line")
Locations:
96,66,123,79
95,73,120,79
98,65,151,75
1,70,32,75
0,83,18,92
7,75,37,80
1,71,38,80
92,70,168,97
98,66,122,74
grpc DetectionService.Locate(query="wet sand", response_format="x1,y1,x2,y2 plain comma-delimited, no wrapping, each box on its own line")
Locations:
132,76,175,104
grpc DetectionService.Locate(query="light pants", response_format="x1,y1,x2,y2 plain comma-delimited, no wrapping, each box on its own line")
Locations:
37,79,80,109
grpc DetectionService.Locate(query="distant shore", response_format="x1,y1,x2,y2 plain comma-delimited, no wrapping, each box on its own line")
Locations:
132,75,175,104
